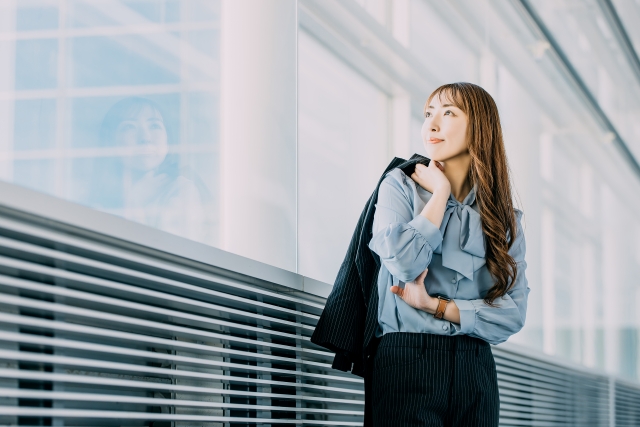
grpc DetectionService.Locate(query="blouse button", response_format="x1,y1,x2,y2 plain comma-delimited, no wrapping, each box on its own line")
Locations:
442,324,448,330
450,278,456,283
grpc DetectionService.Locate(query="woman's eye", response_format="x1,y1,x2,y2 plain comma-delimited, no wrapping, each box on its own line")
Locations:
425,112,431,118
444,110,452,115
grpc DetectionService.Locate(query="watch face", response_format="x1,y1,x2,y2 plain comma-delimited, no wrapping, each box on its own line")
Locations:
433,293,451,301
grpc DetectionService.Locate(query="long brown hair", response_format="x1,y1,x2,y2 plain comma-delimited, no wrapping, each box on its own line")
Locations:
425,82,518,306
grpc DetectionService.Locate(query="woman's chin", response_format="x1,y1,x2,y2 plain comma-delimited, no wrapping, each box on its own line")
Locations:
424,148,453,162
425,152,445,162
424,147,442,161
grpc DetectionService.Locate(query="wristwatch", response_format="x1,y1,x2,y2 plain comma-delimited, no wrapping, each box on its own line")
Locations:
433,294,451,320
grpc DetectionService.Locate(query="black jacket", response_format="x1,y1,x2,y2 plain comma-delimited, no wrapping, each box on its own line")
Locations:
310,153,431,425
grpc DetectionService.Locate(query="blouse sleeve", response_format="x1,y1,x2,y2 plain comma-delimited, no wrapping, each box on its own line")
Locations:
367,173,444,283
452,210,530,345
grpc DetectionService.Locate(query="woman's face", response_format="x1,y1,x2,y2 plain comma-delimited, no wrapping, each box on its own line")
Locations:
116,105,168,171
421,94,470,162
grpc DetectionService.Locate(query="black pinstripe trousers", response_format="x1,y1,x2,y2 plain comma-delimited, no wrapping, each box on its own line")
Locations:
370,332,499,427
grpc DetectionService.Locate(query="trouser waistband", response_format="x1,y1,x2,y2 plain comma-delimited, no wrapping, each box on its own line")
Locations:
378,332,489,352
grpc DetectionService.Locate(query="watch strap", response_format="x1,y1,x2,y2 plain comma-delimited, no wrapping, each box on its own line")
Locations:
434,296,450,320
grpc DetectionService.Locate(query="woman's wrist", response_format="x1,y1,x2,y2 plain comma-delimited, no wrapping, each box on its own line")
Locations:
433,183,451,195
421,296,438,314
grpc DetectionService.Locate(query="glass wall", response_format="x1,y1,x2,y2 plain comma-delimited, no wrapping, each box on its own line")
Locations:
1,0,639,382
297,30,390,285
0,0,220,245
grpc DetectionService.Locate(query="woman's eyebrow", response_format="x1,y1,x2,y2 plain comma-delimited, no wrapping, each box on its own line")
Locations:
427,103,456,109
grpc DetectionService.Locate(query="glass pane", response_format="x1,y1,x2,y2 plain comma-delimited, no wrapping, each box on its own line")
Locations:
297,30,390,285
17,0,58,31
67,0,180,28
13,158,56,194
410,0,477,84
15,39,58,89
14,99,57,150
353,0,388,26
527,0,640,162
1,0,220,247
68,35,181,87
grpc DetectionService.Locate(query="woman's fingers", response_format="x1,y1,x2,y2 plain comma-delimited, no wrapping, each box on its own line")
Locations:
391,269,428,299
391,279,430,311
428,159,444,172
390,285,403,298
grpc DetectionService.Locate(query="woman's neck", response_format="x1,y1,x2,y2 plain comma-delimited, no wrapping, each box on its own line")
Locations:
440,154,472,202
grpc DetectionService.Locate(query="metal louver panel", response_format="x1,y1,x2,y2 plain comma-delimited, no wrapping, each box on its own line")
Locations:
0,209,639,426
0,214,364,426
492,347,610,426
615,382,640,427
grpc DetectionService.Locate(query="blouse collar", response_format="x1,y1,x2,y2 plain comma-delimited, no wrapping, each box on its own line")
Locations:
449,183,477,206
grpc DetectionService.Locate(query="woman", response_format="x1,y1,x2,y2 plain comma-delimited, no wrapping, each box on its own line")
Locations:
97,97,213,242
368,82,529,426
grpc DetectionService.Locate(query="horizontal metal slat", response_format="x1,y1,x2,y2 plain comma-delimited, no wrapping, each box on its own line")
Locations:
0,312,332,363
497,380,607,402
499,395,607,414
0,293,323,350
493,348,609,383
495,352,609,387
497,409,598,426
0,257,316,333
0,331,361,384
496,365,609,395
0,350,364,395
0,408,362,425
0,369,364,406
0,330,331,370
0,389,364,416
498,386,608,407
499,401,601,419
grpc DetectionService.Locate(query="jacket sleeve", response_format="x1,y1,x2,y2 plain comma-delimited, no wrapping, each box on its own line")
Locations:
367,174,443,283
452,210,530,345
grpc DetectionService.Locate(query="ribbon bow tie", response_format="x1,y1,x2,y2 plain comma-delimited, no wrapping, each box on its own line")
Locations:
432,197,486,281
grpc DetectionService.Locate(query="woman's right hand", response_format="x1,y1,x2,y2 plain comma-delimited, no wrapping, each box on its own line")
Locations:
410,160,451,195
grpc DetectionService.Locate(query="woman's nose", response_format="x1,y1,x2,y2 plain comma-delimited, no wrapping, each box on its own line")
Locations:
138,127,152,144
429,116,440,132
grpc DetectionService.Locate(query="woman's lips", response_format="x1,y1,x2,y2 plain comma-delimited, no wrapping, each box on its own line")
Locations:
428,138,443,144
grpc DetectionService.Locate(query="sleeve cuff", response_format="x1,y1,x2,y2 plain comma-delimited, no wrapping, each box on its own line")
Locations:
408,214,443,251
452,299,476,334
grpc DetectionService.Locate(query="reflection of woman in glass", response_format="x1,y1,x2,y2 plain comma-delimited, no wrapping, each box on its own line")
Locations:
99,97,212,242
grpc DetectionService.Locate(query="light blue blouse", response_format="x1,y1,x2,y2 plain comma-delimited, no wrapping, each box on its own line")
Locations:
367,168,530,345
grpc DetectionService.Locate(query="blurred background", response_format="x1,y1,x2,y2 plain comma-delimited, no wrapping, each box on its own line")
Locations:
1,0,639,386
